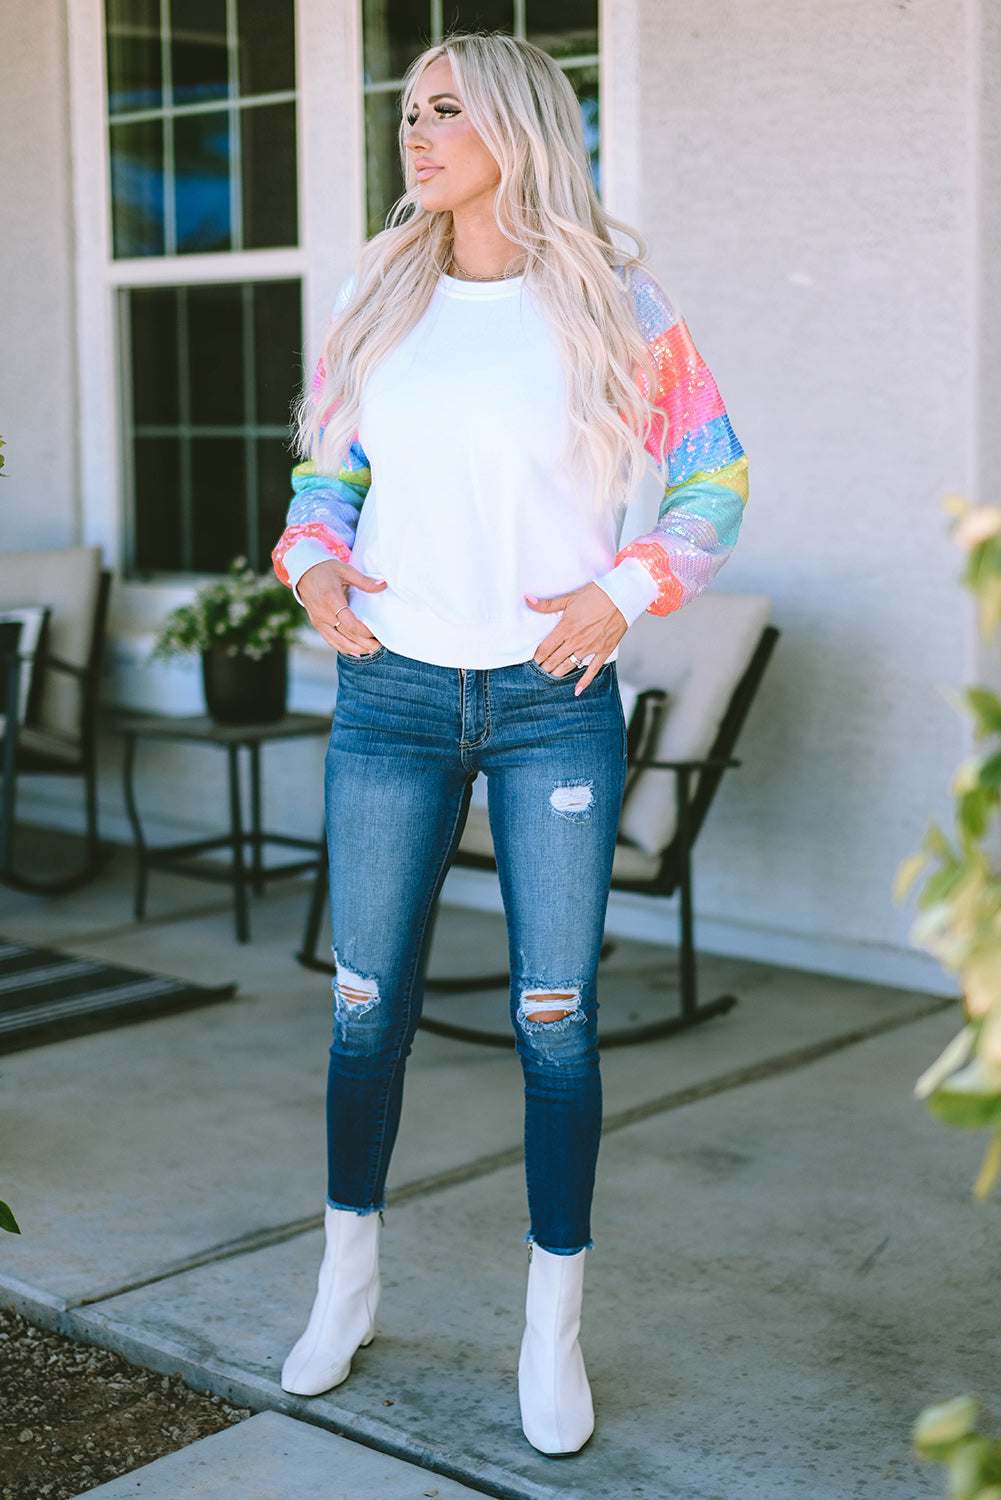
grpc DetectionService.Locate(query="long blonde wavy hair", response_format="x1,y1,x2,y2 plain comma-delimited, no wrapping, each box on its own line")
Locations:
299,32,662,513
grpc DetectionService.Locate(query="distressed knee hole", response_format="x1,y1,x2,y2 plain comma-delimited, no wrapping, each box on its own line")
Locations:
519,989,581,1026
549,782,593,819
333,955,380,1016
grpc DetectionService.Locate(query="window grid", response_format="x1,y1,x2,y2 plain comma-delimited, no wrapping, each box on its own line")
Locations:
108,90,297,126
176,286,193,566
361,4,599,235
107,0,298,257
240,284,259,558
122,279,303,576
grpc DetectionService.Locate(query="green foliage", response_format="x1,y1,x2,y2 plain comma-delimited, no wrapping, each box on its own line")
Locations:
901,502,1001,1197
0,1200,20,1234
151,557,303,662
914,1398,1001,1499
902,498,1001,1496
0,437,6,476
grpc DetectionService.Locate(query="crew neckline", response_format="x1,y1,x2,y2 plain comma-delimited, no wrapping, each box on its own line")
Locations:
440,271,525,299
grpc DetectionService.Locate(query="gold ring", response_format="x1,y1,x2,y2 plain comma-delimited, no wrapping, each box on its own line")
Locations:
333,606,348,631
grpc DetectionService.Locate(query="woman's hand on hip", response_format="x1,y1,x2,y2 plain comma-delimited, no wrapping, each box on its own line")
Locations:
297,558,386,655
527,582,627,695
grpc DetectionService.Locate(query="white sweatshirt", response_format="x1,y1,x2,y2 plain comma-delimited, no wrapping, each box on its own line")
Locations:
280,272,657,668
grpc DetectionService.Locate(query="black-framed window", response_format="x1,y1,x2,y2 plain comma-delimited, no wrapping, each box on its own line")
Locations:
361,1,600,238
123,280,303,575
105,0,298,257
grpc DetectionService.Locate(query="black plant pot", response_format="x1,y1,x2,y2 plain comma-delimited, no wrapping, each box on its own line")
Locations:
201,644,287,725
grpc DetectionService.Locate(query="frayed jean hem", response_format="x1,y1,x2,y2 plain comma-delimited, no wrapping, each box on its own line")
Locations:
326,1197,384,1217
525,1231,593,1255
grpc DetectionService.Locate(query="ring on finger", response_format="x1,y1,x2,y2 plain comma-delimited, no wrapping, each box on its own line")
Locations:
333,605,349,632
569,653,584,668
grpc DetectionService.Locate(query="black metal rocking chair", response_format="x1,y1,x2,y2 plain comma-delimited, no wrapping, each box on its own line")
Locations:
0,548,111,895
297,592,778,1049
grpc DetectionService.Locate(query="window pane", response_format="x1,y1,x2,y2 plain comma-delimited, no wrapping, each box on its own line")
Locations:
187,285,244,424
238,0,295,96
365,89,405,238
191,439,247,572
174,110,232,253
110,118,165,257
563,62,599,194
362,0,430,85
256,437,296,569
171,0,229,106
241,102,298,249
254,281,302,425
106,0,162,114
130,287,179,424
134,437,183,572
126,280,301,575
444,0,513,34
526,0,598,59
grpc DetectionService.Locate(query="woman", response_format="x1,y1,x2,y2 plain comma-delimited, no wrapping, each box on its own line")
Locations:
272,33,747,1456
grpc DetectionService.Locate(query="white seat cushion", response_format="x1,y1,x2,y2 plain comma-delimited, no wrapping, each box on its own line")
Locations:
453,591,773,872
616,592,773,857
456,801,663,885
0,547,103,742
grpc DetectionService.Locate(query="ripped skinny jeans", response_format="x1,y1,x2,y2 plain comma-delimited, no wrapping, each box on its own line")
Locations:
323,647,627,1254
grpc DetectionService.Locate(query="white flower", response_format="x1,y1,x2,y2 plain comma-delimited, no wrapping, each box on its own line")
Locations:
937,1054,1001,1097
913,1394,978,1449
954,506,1001,550
964,948,1001,1018
915,1026,975,1098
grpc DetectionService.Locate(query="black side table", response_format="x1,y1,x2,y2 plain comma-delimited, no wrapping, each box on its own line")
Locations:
118,712,330,942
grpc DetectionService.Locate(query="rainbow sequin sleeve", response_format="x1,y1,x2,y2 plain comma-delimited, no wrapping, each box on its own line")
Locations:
271,352,372,591
615,271,747,616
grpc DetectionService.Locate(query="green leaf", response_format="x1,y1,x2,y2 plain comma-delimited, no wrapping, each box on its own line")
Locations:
925,823,957,861
959,790,990,840
965,689,1001,737
918,863,965,909
0,1200,20,1234
947,1436,1001,1498
928,1089,1001,1131
980,752,1001,791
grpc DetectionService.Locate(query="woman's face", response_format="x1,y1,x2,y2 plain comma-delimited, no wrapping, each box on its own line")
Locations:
404,57,501,219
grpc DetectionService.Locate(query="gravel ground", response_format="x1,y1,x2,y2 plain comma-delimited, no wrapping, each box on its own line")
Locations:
0,1308,251,1499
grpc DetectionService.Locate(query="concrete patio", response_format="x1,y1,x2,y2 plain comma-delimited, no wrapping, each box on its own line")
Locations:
1,838,996,1499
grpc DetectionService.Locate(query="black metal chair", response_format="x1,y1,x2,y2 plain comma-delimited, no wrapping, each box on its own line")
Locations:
0,548,111,894
298,593,778,1048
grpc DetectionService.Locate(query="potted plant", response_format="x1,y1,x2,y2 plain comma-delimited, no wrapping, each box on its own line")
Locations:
151,557,304,724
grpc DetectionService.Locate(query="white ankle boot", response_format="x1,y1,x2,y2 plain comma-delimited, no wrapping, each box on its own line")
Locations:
280,1206,380,1396
518,1244,594,1455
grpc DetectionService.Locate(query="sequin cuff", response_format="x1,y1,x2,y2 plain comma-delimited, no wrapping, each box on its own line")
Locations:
593,557,660,626
614,541,684,617
272,524,351,589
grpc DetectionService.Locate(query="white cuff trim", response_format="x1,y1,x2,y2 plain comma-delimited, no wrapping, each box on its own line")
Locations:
593,556,661,626
282,538,343,603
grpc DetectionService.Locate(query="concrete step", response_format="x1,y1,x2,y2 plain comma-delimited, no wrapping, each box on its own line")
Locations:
79,1410,486,1500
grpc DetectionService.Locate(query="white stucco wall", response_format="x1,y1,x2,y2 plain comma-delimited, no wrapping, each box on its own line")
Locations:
0,0,78,546
981,1,1001,501
8,0,993,994
611,0,976,987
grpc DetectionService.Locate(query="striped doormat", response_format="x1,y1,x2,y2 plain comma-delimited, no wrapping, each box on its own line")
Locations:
0,940,237,1054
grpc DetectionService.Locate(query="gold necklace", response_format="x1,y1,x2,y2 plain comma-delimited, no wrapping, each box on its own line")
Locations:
449,257,524,282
